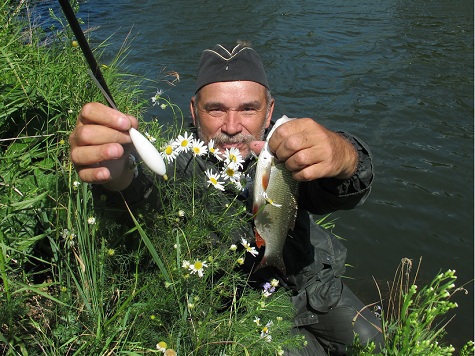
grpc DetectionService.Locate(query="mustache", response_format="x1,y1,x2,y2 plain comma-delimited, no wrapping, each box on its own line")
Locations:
212,132,256,146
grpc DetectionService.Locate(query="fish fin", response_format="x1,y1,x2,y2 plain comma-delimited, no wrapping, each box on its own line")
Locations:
289,202,298,231
254,229,266,248
254,256,286,276
252,203,260,217
289,197,298,231
261,165,271,191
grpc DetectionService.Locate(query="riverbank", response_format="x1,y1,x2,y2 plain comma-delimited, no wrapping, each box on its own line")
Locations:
0,2,473,355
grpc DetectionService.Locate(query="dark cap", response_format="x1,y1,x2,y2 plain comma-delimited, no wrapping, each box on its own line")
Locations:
195,44,269,93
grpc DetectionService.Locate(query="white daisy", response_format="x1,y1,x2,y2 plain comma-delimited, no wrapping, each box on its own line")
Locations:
262,290,272,298
151,89,164,106
208,139,222,160
260,321,274,340
261,191,282,208
189,260,208,278
223,147,244,168
205,169,225,191
175,132,193,153
191,138,208,157
145,132,157,143
161,140,179,163
241,237,259,257
221,162,241,182
156,341,167,352
232,178,243,191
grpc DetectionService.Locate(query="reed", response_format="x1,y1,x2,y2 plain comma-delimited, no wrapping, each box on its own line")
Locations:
352,257,473,355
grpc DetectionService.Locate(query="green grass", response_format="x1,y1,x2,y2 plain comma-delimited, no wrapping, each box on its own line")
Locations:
0,2,473,355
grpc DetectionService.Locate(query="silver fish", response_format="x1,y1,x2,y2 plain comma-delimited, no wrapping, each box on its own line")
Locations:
252,115,298,275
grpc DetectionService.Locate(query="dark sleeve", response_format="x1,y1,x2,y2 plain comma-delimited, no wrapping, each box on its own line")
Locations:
91,163,157,212
91,151,196,213
298,132,374,215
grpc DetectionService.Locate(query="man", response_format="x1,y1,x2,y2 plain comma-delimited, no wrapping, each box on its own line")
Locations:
70,44,382,354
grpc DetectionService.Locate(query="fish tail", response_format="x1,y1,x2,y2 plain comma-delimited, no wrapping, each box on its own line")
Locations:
254,256,286,276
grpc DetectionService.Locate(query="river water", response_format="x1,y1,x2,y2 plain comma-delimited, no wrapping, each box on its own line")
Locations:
33,0,474,349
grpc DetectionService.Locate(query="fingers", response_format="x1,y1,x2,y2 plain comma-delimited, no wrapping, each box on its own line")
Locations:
77,165,112,184
70,142,125,166
267,118,357,181
69,102,139,185
78,102,138,130
70,142,127,185
70,124,133,149
268,118,316,160
70,102,137,149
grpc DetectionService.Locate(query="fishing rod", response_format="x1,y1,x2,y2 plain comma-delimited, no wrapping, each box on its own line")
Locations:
58,0,117,108
57,0,167,178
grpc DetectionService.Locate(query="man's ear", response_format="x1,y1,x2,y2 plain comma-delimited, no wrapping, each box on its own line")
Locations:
190,97,197,126
265,98,275,128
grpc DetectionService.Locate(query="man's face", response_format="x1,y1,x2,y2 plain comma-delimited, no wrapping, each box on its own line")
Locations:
190,81,274,159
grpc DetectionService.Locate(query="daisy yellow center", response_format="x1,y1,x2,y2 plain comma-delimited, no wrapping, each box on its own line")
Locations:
165,146,173,155
158,341,167,349
225,167,235,176
193,147,200,154
210,177,218,185
194,261,203,270
181,140,189,147
229,154,237,162
210,147,215,153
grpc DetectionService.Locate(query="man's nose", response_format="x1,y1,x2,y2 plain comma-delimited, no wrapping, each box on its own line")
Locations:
222,110,242,135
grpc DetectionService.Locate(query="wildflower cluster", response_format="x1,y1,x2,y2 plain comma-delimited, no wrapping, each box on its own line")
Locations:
262,278,280,298
255,318,274,342
159,132,246,192
151,89,168,110
61,228,76,247
253,314,286,346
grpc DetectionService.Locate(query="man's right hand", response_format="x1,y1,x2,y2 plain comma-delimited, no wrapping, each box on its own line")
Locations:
69,102,139,190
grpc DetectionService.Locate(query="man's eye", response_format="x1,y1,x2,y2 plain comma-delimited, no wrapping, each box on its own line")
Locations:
242,108,257,116
208,109,225,117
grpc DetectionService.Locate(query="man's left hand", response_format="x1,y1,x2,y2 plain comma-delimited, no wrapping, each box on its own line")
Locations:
250,118,358,181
